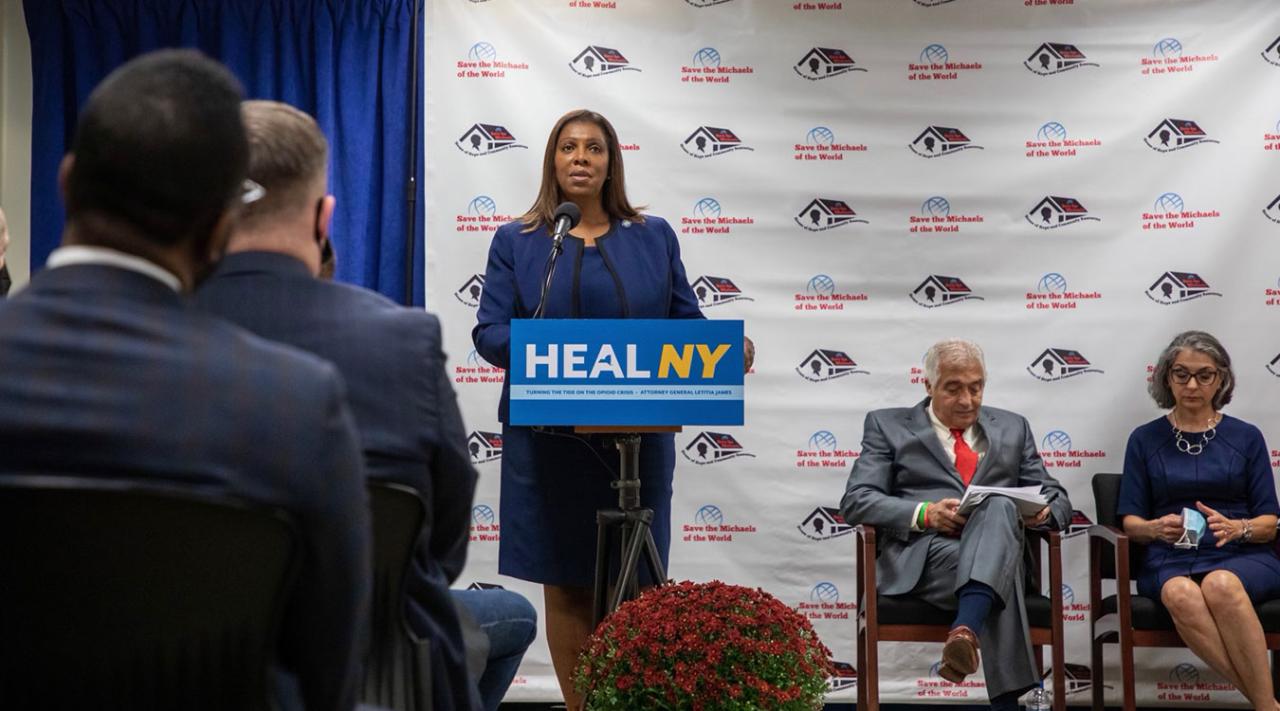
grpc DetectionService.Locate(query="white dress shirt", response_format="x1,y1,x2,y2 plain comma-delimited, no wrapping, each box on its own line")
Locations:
46,245,182,292
909,405,989,530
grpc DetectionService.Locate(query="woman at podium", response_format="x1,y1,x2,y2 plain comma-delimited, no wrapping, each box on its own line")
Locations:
472,109,704,707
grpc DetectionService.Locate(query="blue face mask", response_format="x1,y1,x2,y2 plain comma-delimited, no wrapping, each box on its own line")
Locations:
1175,507,1206,549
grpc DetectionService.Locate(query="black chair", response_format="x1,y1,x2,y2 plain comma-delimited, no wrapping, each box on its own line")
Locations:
362,481,433,711
0,479,299,711
1088,472,1280,711
855,524,1066,711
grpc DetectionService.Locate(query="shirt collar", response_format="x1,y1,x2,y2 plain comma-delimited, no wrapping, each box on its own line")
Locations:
927,401,978,442
46,245,182,292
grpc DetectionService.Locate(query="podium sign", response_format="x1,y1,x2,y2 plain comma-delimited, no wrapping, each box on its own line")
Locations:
509,319,744,426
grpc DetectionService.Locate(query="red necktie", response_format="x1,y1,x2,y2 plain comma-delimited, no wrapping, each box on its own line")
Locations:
951,428,977,486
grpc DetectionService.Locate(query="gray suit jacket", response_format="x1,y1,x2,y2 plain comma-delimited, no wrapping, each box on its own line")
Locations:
839,398,1072,596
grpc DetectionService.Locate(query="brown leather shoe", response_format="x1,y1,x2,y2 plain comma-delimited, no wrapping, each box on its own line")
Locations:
938,625,979,682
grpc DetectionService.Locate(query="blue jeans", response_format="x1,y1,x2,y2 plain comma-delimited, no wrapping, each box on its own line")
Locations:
451,588,538,711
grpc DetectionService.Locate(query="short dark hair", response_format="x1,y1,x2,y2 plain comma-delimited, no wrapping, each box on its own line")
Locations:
1148,330,1235,410
65,49,248,245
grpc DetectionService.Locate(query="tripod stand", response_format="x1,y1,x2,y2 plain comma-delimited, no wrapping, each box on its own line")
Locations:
590,432,669,626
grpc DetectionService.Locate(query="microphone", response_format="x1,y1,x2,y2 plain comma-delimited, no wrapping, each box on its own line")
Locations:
550,202,582,252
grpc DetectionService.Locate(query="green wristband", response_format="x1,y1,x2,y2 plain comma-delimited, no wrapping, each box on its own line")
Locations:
918,502,930,529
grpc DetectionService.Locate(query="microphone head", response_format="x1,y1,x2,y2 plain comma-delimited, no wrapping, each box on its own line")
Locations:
554,202,582,230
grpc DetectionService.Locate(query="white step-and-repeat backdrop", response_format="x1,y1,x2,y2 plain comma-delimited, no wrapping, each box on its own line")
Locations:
425,0,1280,705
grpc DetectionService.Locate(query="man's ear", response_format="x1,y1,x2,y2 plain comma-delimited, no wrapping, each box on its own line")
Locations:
317,195,336,244
923,379,934,397
57,154,75,204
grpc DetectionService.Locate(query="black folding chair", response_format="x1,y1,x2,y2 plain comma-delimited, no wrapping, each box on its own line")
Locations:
0,479,299,711
362,481,433,711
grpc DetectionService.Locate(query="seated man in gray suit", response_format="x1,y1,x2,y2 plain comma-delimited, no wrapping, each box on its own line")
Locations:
839,339,1071,711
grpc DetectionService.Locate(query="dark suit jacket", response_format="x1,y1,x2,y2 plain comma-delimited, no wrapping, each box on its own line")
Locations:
194,251,480,711
0,264,370,711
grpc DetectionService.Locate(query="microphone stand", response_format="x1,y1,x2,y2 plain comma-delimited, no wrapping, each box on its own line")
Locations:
532,235,564,320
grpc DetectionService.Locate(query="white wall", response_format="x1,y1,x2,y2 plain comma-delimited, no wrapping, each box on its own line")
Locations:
0,0,32,287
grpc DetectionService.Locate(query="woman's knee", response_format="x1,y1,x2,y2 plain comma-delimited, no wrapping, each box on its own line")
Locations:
1161,576,1203,615
1200,570,1248,609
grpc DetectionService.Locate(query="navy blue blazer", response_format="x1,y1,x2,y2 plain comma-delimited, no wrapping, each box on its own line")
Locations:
194,252,481,711
472,216,703,421
0,264,370,711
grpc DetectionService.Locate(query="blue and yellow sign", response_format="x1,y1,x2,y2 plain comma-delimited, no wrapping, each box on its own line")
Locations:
510,319,744,426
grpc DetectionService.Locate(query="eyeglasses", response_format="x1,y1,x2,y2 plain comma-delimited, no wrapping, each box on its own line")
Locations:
1170,367,1219,386
241,179,266,205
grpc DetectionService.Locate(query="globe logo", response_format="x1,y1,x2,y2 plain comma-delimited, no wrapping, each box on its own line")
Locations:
468,42,497,61
1037,122,1067,141
1154,37,1183,58
809,430,838,450
1154,192,1184,212
1037,272,1068,294
468,195,497,217
810,582,840,603
693,197,722,219
471,504,496,526
920,44,949,64
807,274,836,296
693,47,721,68
922,196,951,217
1169,663,1199,685
466,349,486,366
1275,118,1280,134
1061,584,1075,606
806,126,835,146
1042,430,1072,451
695,505,724,526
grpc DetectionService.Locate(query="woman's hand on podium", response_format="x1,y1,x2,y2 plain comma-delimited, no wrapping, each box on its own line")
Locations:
744,336,755,373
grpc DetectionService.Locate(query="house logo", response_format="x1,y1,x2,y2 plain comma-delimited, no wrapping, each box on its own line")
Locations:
795,198,868,231
1168,663,1200,686
1068,510,1094,535
909,125,983,157
1265,36,1280,66
1264,194,1280,224
1145,119,1219,152
798,506,853,541
1153,37,1183,59
828,660,858,692
797,349,869,381
454,274,486,307
1025,42,1098,75
1266,352,1280,377
1027,348,1103,381
810,582,840,603
693,47,721,67
1025,196,1099,229
569,46,640,77
681,126,754,157
1038,273,1068,294
456,123,527,156
468,42,497,62
686,0,734,5
692,275,754,308
807,274,836,296
1146,271,1222,304
467,430,503,464
794,47,866,80
1042,430,1072,451
910,275,984,308
913,0,957,7
682,431,756,464
466,582,506,591
1047,662,1104,696
694,504,724,526
471,504,496,526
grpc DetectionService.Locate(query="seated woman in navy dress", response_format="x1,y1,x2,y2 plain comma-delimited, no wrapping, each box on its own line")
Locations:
1118,330,1280,711
473,109,756,708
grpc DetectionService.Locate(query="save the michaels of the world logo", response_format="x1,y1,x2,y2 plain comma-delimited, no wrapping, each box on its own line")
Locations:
455,122,528,156
797,348,869,382
1264,35,1280,67
907,43,982,82
795,198,867,231
1141,192,1219,232
454,349,505,387
1027,347,1103,381
1140,37,1219,76
568,46,640,77
1144,118,1219,153
456,42,529,80
794,47,866,81
1025,195,1099,229
467,431,503,465
909,125,984,158
798,506,853,541
796,430,859,470
1026,272,1102,311
680,504,757,543
681,47,754,85
1145,271,1222,305
469,504,499,543
679,197,754,236
795,582,856,622
691,276,753,309
681,431,755,465
1265,194,1280,224
795,274,868,312
910,275,983,308
681,126,754,158
1024,42,1098,75
1156,663,1234,703
454,274,485,307
456,195,518,235
1025,121,1101,159
1037,429,1106,471
909,196,983,234
794,126,867,161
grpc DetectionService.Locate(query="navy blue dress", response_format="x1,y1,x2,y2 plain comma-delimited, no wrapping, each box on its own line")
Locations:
472,216,703,586
1118,415,1280,603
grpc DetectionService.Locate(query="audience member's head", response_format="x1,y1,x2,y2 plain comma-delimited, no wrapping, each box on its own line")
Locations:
59,49,248,289
232,100,334,277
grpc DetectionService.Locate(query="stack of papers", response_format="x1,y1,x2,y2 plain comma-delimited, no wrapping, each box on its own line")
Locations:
957,485,1047,516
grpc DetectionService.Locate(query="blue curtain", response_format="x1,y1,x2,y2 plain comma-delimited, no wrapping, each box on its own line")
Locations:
24,0,424,305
